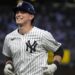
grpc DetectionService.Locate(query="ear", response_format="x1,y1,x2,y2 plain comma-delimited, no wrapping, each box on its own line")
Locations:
30,15,34,20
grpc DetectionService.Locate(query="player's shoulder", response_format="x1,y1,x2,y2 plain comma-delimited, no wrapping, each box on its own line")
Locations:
5,29,18,39
33,26,48,33
34,26,52,36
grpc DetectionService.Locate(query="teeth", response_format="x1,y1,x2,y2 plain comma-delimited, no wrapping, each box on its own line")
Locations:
16,16,23,19
17,18,23,20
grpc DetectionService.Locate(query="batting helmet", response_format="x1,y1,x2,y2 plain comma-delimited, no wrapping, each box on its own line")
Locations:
13,1,35,15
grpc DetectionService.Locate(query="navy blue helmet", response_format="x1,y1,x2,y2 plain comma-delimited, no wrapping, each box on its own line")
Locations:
13,1,35,15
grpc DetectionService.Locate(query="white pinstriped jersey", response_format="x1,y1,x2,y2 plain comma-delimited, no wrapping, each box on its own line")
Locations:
2,26,61,75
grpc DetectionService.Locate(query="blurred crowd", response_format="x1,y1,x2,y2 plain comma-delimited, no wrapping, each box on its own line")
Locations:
34,3,75,50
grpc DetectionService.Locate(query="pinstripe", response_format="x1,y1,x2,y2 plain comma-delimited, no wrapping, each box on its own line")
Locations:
3,26,61,75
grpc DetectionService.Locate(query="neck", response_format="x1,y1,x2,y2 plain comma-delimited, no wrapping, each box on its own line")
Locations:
18,22,33,35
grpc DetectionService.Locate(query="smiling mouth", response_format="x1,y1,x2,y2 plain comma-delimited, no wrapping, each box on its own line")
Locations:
16,17,23,20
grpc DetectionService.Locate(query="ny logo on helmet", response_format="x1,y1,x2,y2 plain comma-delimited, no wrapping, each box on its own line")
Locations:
17,1,23,7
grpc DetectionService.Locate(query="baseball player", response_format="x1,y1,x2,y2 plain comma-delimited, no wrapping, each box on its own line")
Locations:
2,1,63,75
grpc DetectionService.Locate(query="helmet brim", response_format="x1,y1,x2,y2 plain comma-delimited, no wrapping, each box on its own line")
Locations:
13,6,35,15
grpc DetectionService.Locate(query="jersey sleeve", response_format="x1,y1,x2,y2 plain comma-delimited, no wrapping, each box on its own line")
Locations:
2,36,11,57
42,31,61,52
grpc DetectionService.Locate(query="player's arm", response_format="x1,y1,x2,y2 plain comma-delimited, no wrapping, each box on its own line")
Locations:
43,46,63,75
53,46,63,64
42,31,63,75
3,36,15,75
4,56,15,75
50,46,63,73
5,56,13,67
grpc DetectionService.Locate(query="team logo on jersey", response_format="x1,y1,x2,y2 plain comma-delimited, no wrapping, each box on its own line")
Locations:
26,40,37,53
11,38,15,41
11,38,21,41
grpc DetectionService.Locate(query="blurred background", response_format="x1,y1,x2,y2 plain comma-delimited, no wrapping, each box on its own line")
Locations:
0,0,75,75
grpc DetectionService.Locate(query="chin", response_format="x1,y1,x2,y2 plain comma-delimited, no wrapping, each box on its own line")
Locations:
16,22,23,25
16,21,23,24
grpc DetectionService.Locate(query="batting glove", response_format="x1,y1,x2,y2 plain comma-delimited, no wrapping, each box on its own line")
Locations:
42,64,57,75
4,64,15,75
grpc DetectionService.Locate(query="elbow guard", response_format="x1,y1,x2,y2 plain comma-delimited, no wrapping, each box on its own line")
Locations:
54,46,64,58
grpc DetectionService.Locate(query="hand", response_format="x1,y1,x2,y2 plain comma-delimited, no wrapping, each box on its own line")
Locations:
4,64,15,75
42,64,57,75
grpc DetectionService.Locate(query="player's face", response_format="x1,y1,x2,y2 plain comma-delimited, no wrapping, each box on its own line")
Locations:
15,11,34,25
